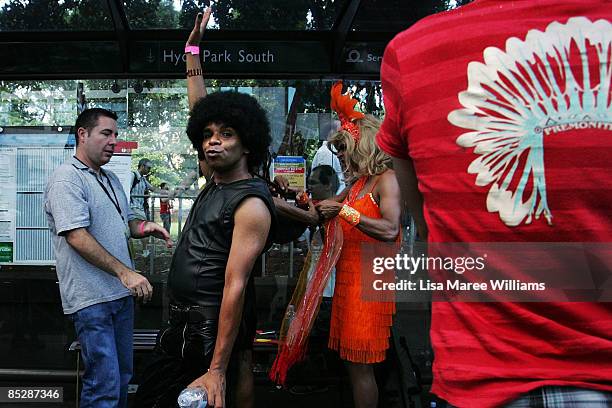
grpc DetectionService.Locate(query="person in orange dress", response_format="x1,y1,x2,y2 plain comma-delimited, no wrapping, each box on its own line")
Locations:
315,82,401,408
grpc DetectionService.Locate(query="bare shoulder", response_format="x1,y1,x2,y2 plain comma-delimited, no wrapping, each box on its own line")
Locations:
381,169,396,181
234,196,272,227
377,170,399,192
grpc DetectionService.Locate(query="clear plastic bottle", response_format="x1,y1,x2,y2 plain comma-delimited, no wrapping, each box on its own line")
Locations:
285,304,296,325
177,387,207,408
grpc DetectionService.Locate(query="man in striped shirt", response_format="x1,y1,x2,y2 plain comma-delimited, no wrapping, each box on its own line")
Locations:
378,1,612,407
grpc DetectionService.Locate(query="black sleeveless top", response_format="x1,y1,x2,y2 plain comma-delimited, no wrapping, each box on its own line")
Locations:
168,177,275,307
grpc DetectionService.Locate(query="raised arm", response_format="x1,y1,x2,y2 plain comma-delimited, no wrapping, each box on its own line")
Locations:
186,8,212,110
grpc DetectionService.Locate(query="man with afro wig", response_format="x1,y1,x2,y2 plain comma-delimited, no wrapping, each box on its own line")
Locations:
134,9,275,408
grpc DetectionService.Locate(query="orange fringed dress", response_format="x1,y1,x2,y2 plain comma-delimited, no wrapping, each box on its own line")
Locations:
328,175,396,363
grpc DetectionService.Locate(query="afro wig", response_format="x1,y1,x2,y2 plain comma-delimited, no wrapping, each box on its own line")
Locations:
187,91,271,173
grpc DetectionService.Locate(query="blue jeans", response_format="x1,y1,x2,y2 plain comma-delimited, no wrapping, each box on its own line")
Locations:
72,296,134,408
160,213,171,234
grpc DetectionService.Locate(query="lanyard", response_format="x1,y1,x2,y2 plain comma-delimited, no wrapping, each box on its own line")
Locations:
73,156,124,222
96,171,124,222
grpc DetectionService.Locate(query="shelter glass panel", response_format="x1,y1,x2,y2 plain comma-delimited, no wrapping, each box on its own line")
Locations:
0,78,390,397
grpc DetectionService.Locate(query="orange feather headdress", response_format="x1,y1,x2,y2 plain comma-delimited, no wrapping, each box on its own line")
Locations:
330,81,365,141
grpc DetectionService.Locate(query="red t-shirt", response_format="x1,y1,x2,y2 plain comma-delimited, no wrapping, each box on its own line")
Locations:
377,1,612,406
160,199,171,214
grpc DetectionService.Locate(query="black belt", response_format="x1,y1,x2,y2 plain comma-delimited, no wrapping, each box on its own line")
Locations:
169,304,220,323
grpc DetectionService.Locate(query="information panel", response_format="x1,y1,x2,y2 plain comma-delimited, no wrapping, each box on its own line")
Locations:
0,148,16,263
272,156,306,191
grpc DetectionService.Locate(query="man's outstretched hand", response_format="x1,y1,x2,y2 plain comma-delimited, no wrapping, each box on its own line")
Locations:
142,221,173,248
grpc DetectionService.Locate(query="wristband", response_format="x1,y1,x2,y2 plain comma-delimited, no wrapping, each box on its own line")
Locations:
184,45,200,55
186,68,203,78
138,221,146,236
339,204,360,226
296,191,309,206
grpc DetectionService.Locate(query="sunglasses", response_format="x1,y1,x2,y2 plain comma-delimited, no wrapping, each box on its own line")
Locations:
327,143,346,155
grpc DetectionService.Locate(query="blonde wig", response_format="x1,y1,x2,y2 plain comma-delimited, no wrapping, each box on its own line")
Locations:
328,114,391,182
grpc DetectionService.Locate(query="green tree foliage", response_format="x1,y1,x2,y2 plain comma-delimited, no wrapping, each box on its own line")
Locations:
213,0,311,30
0,80,77,125
179,0,212,29
124,0,180,29
123,80,197,187
308,0,337,30
0,0,112,31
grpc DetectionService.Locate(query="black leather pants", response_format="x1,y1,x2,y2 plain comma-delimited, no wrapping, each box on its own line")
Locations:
133,318,238,408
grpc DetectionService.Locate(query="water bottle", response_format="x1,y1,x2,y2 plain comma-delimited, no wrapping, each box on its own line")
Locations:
285,304,296,325
177,387,207,408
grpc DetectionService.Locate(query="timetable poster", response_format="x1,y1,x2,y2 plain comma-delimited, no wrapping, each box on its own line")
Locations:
0,148,16,262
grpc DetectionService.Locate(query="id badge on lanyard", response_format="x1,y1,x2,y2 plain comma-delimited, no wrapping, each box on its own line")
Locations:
125,224,135,261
